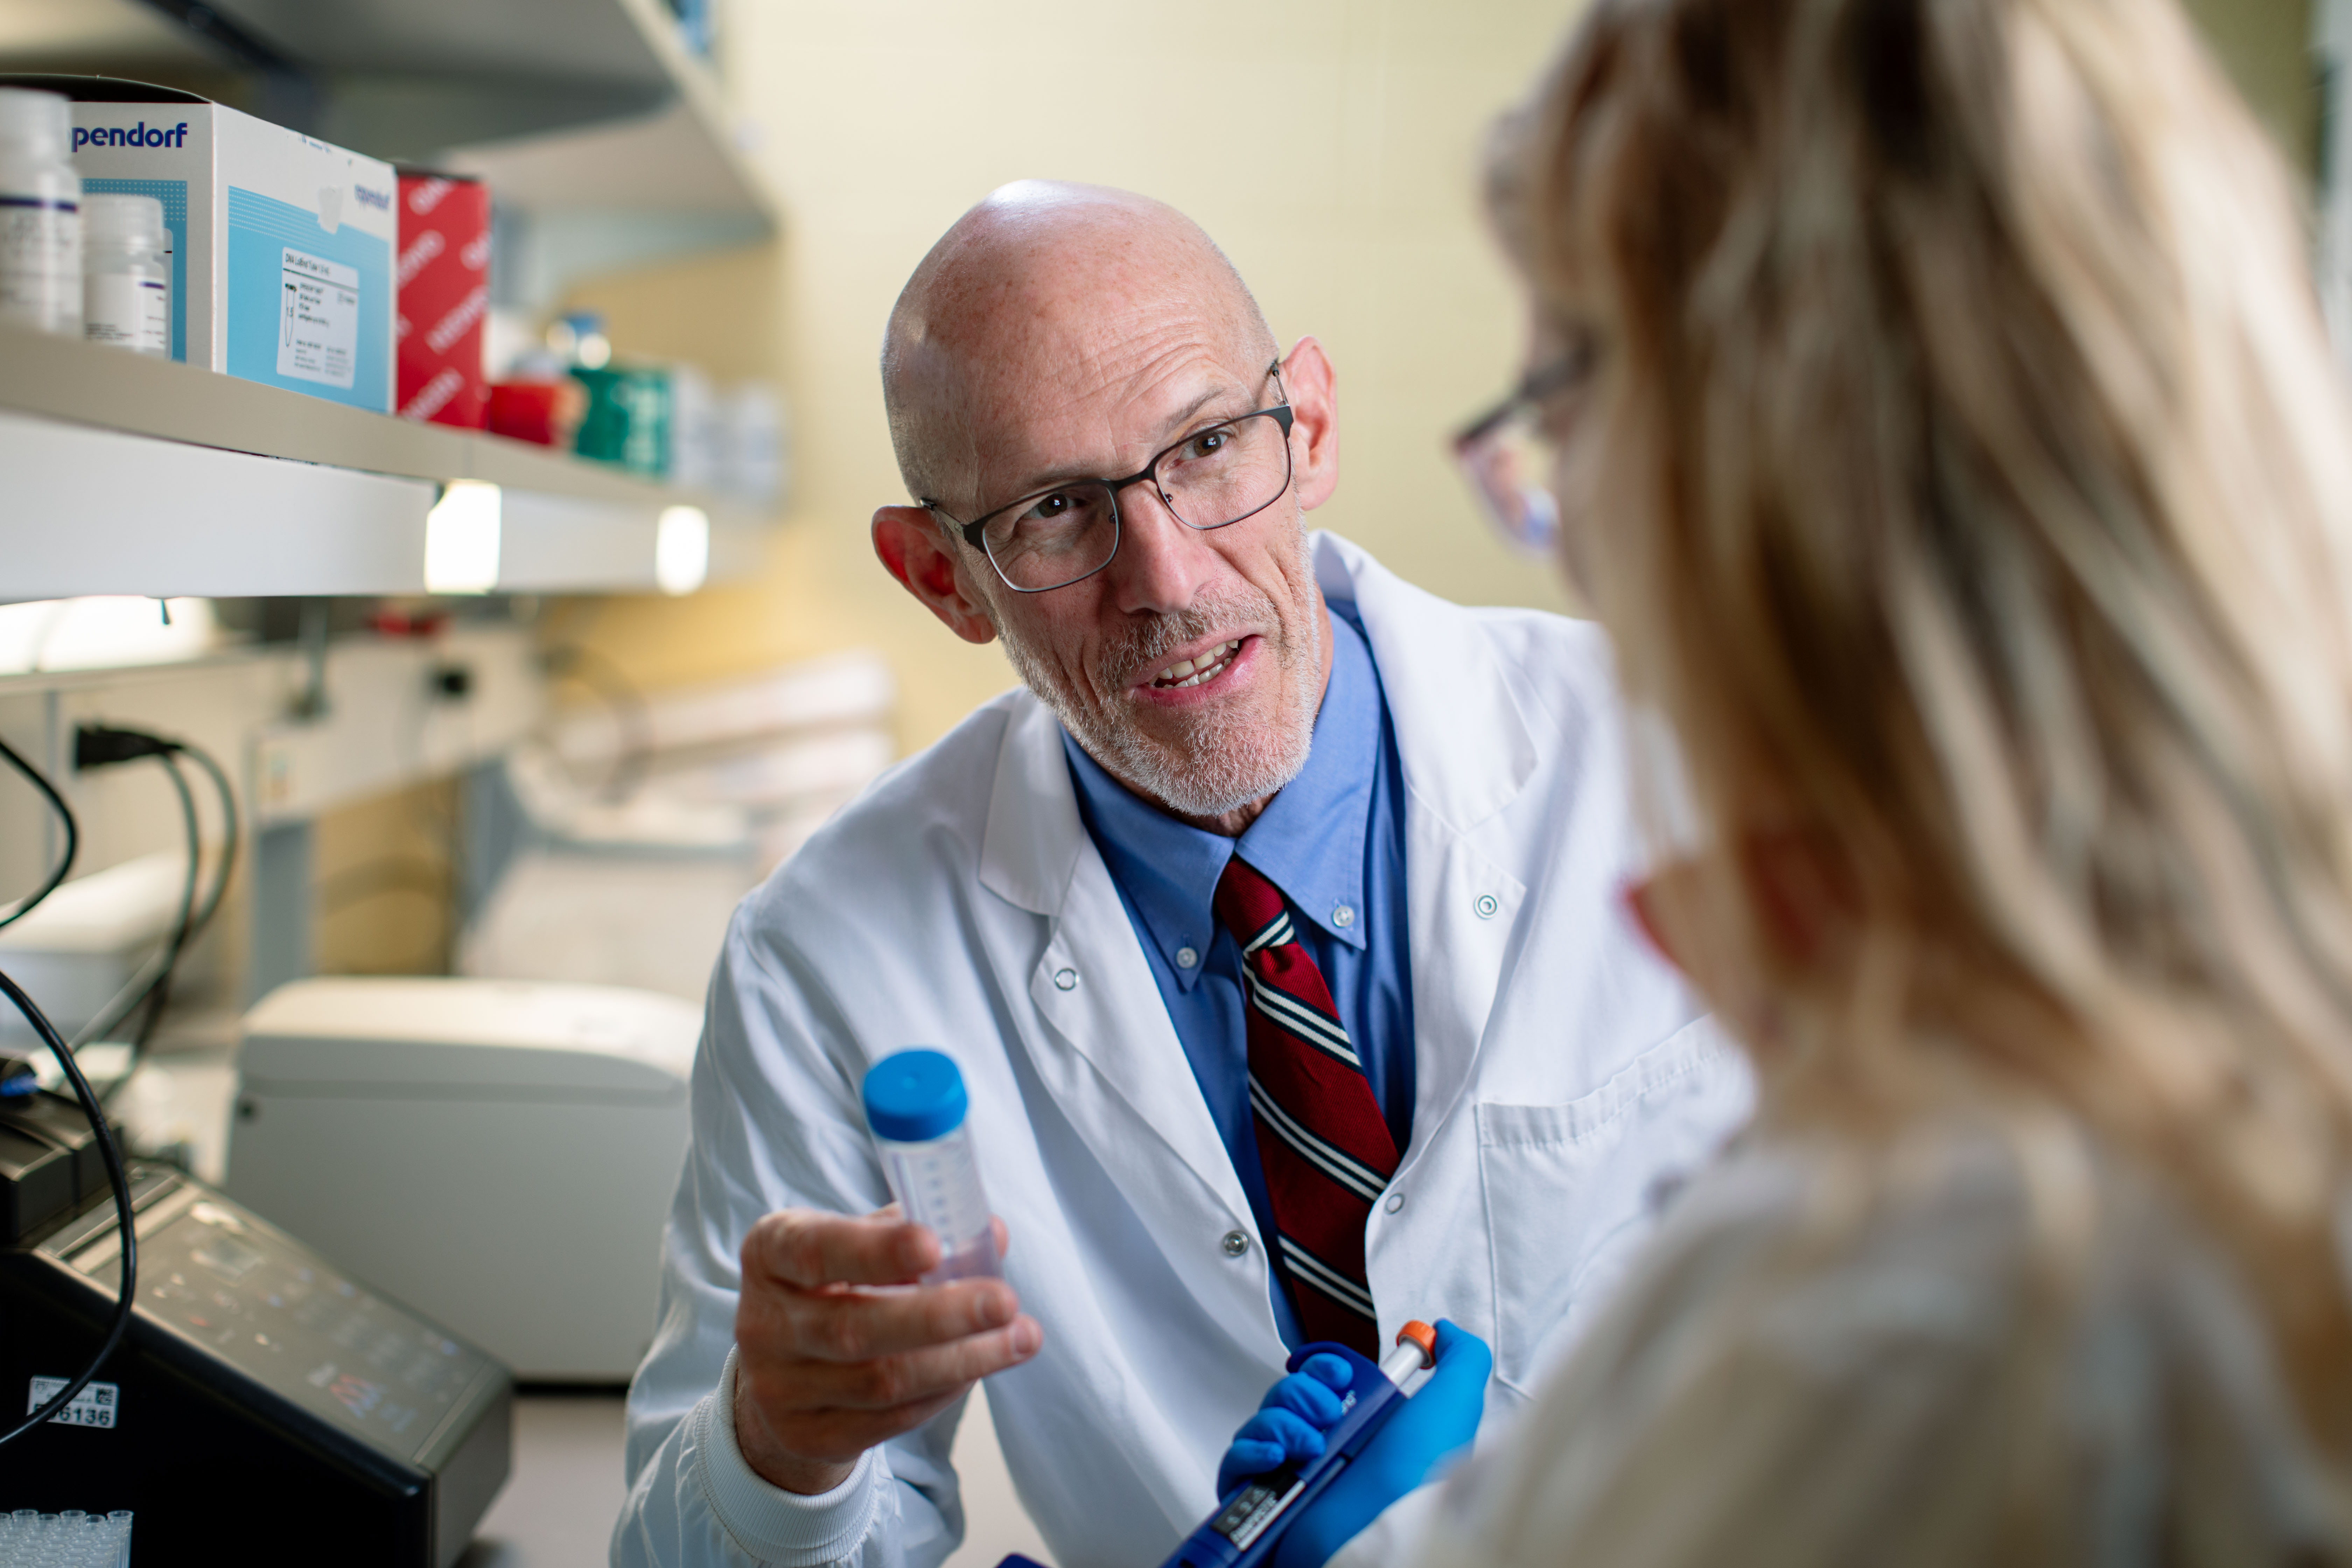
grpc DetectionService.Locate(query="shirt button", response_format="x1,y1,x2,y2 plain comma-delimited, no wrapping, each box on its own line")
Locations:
1383,1191,1405,1214
1474,894,1499,919
1175,946,1198,969
1221,1231,1250,1258
1332,904,1355,929
1053,968,1078,990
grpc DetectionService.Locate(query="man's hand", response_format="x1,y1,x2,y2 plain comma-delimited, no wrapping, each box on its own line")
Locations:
733,1208,1043,1495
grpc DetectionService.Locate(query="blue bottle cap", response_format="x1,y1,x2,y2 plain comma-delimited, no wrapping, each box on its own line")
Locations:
862,1050,968,1142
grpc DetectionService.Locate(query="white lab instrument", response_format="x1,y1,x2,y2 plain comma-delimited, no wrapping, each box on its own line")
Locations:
0,850,192,1045
228,976,700,1381
461,652,897,1001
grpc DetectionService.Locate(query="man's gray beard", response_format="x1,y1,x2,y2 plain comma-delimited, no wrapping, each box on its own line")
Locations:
997,540,1323,821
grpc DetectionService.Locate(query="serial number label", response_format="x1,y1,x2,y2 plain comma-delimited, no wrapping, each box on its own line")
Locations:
27,1377,119,1429
1211,1469,1305,1550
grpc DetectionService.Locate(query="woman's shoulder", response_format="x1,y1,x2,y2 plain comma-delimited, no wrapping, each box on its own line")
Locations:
1414,1120,2350,1568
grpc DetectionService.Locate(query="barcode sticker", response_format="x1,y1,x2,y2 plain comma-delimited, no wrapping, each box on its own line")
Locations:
27,1377,119,1429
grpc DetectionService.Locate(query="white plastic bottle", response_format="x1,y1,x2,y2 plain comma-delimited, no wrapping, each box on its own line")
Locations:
862,1050,1000,1282
83,193,169,356
0,88,83,335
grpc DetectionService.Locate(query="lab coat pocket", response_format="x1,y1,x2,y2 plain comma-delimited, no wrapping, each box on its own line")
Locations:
1475,1018,1744,1396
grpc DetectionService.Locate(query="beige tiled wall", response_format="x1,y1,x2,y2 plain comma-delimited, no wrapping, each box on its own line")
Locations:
563,0,2321,759
560,0,1589,755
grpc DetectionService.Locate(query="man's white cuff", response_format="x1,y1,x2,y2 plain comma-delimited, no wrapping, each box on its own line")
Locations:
691,1345,891,1566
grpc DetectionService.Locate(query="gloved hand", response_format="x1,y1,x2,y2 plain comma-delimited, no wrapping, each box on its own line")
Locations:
1218,1351,1356,1498
1214,1321,1493,1568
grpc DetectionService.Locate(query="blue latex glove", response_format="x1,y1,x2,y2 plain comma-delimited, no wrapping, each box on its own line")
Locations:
1214,1322,1493,1568
1218,1351,1356,1498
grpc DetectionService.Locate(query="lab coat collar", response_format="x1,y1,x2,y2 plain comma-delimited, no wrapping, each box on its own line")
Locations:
1310,532,1539,830
978,696,1086,918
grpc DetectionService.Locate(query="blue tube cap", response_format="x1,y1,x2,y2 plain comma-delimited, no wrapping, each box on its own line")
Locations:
863,1050,968,1142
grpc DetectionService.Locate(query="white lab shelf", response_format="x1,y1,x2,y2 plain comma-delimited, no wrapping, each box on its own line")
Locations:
1,0,776,229
0,322,771,600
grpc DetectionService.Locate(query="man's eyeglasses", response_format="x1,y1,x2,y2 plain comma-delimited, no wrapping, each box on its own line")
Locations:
1452,341,1595,555
925,362,1296,594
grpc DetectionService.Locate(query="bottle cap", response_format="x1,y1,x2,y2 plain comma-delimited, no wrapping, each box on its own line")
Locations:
0,89,72,159
83,193,164,246
863,1049,968,1142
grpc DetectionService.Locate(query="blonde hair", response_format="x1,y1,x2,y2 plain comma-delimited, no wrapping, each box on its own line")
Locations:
1495,0,2352,1440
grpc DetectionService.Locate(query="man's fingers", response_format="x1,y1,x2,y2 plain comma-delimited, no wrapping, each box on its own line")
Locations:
785,1316,1043,1413
744,1208,940,1288
769,1275,1021,1365
1238,1408,1328,1462
1262,1368,1346,1427
1224,1437,1288,1479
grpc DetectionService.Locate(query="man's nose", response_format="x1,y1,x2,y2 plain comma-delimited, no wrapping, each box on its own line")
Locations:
1104,485,1220,616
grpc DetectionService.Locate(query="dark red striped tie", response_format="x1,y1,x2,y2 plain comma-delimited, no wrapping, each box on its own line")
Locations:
1213,855,1398,1355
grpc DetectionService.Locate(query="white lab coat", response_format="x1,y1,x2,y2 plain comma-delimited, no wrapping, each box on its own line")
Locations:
615,533,1754,1568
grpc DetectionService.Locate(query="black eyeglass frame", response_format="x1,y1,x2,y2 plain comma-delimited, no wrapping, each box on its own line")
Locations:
923,360,1297,594
1452,338,1598,452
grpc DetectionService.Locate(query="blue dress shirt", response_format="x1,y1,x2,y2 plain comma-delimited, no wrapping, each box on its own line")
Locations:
1062,602,1412,1348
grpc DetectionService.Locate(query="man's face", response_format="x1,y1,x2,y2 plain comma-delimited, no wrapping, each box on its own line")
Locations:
954,335,1328,821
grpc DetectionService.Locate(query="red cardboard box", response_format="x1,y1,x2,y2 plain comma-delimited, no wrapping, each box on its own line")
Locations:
396,169,490,428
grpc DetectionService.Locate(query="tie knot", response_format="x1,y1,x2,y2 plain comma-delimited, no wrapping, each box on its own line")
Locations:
1213,856,1291,950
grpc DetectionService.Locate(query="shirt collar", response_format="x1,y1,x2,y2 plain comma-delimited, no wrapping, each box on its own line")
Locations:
1062,613,1381,989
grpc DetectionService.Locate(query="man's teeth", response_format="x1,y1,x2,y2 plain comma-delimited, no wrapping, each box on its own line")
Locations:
1155,639,1242,689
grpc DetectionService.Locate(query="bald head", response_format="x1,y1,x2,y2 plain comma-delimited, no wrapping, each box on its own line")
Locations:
882,181,1278,510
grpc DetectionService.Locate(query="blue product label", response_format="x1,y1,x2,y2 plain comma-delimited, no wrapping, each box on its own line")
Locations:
83,178,189,363
225,187,389,411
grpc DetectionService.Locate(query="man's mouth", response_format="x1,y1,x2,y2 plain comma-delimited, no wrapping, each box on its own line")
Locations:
1149,638,1244,690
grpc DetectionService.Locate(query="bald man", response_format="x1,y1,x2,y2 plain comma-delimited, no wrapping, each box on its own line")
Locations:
615,184,1751,1568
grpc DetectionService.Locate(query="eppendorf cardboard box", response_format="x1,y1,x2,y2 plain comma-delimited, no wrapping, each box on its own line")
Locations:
7,78,397,413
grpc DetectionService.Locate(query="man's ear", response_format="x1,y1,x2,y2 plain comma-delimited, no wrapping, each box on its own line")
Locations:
873,506,999,645
1280,337,1339,512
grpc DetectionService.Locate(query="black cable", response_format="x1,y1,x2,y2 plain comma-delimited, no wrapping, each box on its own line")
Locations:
0,732,76,931
130,754,200,1052
68,730,239,1056
170,741,239,939
0,793,135,1453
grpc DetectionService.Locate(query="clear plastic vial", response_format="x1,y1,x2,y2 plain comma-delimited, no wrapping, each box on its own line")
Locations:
0,87,83,335
83,193,169,355
863,1049,1000,1283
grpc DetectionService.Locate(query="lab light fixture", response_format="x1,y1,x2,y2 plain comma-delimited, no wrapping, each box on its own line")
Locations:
656,505,710,596
425,481,502,595
0,597,218,674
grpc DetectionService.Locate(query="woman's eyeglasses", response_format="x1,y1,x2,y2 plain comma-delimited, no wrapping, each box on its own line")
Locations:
1451,341,1595,555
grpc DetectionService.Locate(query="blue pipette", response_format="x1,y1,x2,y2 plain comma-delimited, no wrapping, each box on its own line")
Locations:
999,1320,1437,1568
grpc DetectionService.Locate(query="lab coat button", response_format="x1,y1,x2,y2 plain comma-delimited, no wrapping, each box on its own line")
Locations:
1054,968,1078,990
1332,904,1355,929
1475,894,1499,919
1221,1230,1250,1258
1383,1191,1404,1214
1176,946,1198,969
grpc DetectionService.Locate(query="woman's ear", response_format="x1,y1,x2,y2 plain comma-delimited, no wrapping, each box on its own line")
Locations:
1625,827,1852,1054
1737,826,1855,972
